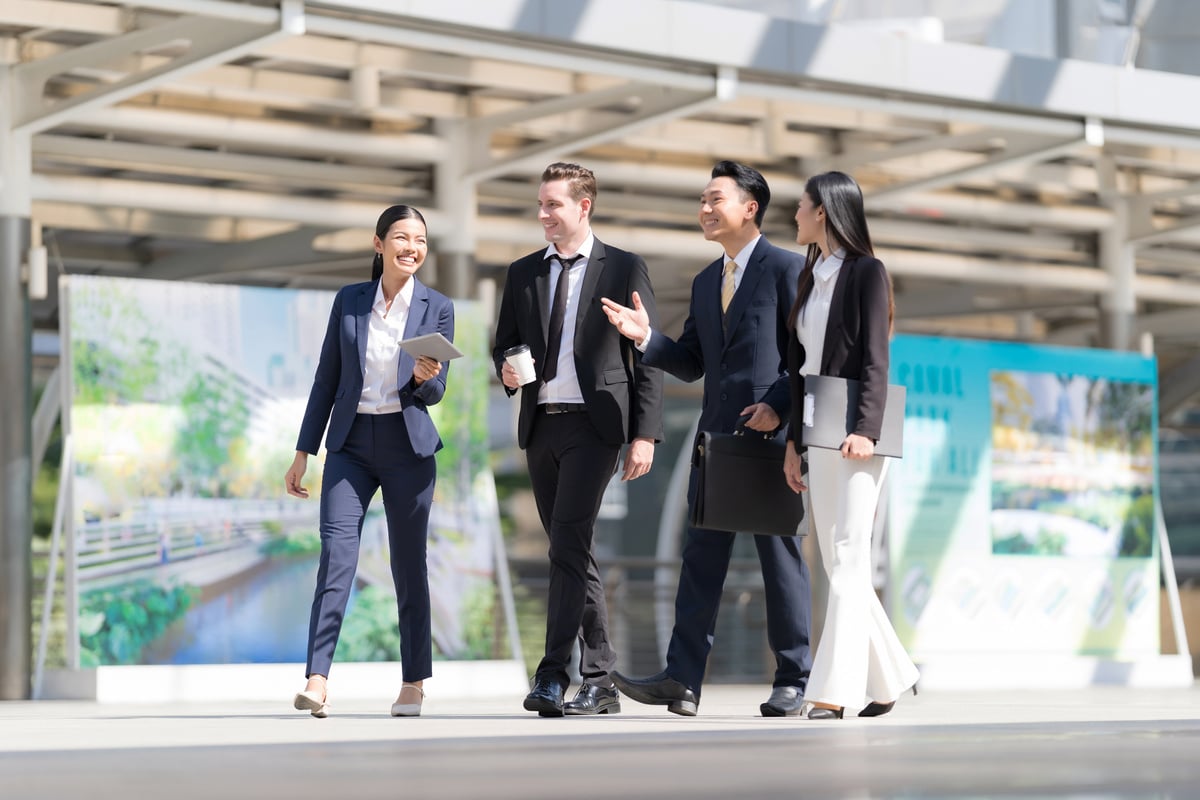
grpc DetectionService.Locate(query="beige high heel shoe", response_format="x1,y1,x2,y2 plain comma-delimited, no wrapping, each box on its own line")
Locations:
390,682,425,717
293,688,329,718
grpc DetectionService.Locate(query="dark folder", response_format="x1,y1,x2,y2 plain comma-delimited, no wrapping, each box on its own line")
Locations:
800,374,905,458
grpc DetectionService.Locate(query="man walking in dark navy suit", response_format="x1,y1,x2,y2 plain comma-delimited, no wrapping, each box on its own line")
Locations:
601,161,812,716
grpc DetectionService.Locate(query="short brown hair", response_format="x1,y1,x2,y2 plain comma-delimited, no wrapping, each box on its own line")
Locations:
541,162,597,218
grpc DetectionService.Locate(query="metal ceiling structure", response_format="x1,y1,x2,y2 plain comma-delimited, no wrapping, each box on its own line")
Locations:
4,1,1200,380
5,0,1200,699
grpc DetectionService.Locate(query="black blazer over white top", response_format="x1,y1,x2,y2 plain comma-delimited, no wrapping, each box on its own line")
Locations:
788,253,891,449
492,238,664,450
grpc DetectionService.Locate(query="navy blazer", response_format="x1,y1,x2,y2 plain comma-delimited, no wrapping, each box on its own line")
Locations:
643,235,802,439
787,254,891,449
492,238,664,449
296,277,454,459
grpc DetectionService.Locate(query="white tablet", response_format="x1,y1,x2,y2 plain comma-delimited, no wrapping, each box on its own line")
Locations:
397,332,465,361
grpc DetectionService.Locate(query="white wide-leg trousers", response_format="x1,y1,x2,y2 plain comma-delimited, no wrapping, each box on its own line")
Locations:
805,447,919,710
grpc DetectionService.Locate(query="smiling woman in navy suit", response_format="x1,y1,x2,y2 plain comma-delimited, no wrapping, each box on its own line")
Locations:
783,172,918,720
285,204,454,719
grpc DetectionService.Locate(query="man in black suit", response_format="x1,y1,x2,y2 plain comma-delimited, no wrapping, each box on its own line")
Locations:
493,162,664,717
600,161,812,716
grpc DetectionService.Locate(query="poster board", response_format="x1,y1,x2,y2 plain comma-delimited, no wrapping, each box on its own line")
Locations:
62,275,509,671
888,336,1170,684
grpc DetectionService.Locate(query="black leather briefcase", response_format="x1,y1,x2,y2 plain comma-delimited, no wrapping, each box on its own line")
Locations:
689,427,805,537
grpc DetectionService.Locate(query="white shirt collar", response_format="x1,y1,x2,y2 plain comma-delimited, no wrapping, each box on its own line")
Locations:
373,276,415,314
725,234,762,271
814,248,846,283
546,230,595,263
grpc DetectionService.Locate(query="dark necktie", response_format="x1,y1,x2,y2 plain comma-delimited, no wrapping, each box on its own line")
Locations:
542,253,584,382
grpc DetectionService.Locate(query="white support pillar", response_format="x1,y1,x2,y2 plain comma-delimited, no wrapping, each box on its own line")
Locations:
0,62,34,700
434,119,478,300
1100,198,1137,351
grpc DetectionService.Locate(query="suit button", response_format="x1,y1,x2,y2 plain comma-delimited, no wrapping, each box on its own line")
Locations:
720,393,728,401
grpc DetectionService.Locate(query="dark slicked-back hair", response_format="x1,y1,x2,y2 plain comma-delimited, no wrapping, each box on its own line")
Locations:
371,204,427,280
541,162,598,218
711,160,770,228
788,171,893,331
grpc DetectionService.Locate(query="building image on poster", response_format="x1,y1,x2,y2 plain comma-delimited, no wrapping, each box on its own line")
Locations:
64,275,503,667
887,336,1160,675
990,371,1155,559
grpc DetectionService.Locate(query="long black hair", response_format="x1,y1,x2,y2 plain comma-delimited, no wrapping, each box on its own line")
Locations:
371,204,428,281
787,171,892,330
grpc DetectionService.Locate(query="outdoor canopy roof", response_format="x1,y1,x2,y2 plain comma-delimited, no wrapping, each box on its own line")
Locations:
4,0,1200,413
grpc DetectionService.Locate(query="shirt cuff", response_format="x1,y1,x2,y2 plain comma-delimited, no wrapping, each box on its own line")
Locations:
636,329,653,352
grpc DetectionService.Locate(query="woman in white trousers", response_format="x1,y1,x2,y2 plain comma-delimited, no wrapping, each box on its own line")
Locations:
783,171,919,720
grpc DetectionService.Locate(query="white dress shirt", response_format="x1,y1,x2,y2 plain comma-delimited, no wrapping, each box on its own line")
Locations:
357,277,414,414
538,231,594,405
796,248,846,377
638,234,761,352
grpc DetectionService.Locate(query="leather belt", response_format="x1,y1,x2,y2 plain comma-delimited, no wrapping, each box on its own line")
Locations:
540,402,587,414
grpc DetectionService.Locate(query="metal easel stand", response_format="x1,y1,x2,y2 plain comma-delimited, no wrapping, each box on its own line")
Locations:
32,434,71,700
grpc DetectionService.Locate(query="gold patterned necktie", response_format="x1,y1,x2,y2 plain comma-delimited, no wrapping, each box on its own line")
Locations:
721,259,737,313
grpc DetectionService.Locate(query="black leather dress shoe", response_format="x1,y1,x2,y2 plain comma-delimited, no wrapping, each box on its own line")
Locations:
858,700,895,717
563,683,621,715
611,670,698,716
807,705,844,720
523,677,565,717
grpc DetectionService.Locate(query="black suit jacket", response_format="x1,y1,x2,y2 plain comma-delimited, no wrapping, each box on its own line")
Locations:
788,254,892,449
492,238,664,449
643,236,802,440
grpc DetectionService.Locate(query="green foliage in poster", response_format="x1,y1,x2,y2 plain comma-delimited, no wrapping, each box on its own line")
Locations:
1119,492,1155,558
78,580,199,666
174,374,252,497
336,585,402,662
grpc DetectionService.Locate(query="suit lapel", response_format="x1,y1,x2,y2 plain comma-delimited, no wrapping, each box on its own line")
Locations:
696,256,725,354
721,238,768,348
403,279,428,341
396,279,428,384
534,255,552,347
574,239,606,341
821,254,854,374
355,280,376,374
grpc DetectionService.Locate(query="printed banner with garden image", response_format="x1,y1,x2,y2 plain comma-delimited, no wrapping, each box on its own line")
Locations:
888,335,1160,659
65,275,503,667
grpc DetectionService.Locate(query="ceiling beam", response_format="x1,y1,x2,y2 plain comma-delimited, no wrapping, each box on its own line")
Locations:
14,2,305,134
870,136,1091,201
4,0,125,35
464,78,731,183
60,105,447,165
31,173,446,231
141,224,331,281
34,134,425,192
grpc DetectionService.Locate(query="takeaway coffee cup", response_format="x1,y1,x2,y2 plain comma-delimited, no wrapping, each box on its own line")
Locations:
503,344,537,386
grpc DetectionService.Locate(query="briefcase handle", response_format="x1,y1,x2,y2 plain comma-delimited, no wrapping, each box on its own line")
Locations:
733,414,777,440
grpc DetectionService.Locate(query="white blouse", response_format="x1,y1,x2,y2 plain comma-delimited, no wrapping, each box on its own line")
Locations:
357,278,414,414
796,249,845,376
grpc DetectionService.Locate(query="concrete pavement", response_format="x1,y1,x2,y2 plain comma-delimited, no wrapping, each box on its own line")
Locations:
3,684,1199,798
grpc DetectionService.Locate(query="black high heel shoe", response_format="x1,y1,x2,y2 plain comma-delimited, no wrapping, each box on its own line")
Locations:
857,700,894,717
807,705,844,720
858,683,917,718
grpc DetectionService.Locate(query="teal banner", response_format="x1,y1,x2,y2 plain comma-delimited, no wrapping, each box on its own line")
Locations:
888,335,1159,658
